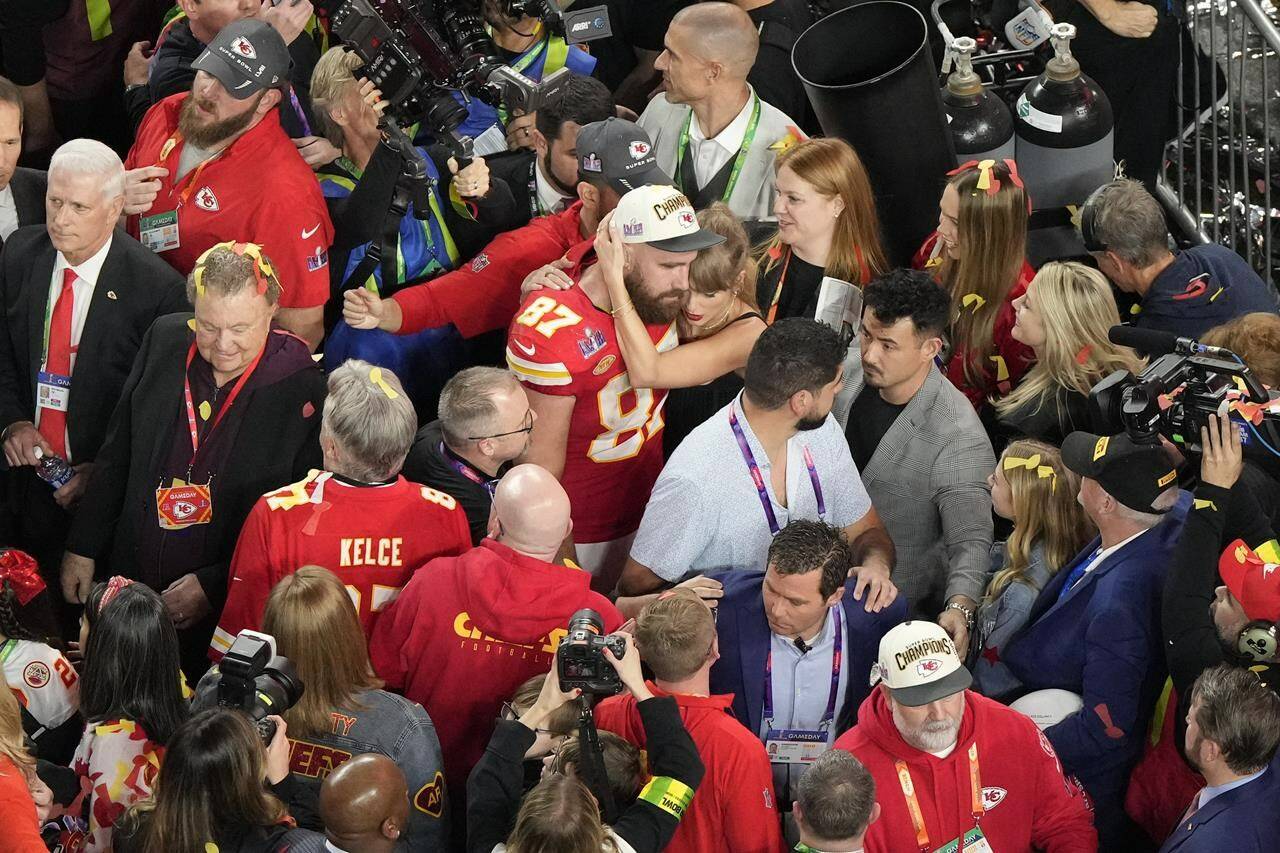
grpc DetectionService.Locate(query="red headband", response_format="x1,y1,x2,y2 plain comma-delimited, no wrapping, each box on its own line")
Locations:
97,575,136,615
0,550,44,606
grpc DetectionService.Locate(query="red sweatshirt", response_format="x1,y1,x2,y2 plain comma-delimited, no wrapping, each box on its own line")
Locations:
0,756,45,852
595,683,783,853
368,538,622,798
834,687,1096,853
393,202,587,337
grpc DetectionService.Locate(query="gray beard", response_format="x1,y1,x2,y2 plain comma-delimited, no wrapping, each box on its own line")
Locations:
900,718,960,753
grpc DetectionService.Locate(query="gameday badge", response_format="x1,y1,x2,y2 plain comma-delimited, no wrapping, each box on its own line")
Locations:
156,483,213,530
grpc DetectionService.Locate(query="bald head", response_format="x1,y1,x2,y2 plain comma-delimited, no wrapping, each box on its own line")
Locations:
670,2,758,79
320,753,411,852
490,463,573,559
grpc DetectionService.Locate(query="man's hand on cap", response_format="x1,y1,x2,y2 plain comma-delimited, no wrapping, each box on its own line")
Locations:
260,0,312,45
122,166,168,216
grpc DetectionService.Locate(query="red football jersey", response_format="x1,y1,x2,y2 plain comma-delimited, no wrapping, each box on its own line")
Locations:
211,471,471,659
506,253,677,543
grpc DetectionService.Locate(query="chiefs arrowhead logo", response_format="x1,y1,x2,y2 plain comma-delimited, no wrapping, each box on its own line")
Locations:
194,186,219,211
678,210,695,227
414,771,445,817
173,501,196,519
230,36,257,59
981,787,1007,810
915,658,942,677
628,140,650,160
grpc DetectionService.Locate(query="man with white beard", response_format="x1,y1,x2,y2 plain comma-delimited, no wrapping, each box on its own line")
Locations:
833,622,1097,852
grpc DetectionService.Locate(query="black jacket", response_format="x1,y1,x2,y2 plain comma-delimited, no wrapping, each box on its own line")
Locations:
7,167,46,232
65,313,325,606
467,695,705,853
0,226,188,463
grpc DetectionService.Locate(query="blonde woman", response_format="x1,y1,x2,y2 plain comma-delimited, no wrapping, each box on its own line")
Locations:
0,687,49,851
915,159,1036,410
971,440,1095,698
995,261,1145,446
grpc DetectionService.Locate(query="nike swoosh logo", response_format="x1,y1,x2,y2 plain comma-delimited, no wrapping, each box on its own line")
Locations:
301,224,320,239
514,340,536,356
233,80,254,91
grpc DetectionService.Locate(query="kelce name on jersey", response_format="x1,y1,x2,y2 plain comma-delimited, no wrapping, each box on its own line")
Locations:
340,537,403,567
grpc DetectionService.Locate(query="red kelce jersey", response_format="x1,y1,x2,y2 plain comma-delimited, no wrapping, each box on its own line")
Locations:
506,282,677,543
211,470,471,658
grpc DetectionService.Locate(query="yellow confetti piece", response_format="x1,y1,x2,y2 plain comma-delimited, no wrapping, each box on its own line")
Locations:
961,293,986,311
989,354,1009,382
199,400,212,421
1193,498,1218,512
369,367,400,400
187,318,197,331
1130,304,1142,316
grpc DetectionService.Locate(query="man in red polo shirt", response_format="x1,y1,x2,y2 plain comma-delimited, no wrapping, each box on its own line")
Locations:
595,588,782,853
122,19,332,350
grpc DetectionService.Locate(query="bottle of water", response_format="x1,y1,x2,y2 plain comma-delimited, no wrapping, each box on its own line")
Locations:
33,447,75,490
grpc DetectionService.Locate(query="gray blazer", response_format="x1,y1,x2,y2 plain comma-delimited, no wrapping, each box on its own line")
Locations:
637,88,799,221
836,360,995,616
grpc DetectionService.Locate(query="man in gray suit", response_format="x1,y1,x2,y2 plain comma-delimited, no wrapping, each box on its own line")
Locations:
0,76,46,245
837,269,995,658
639,2,802,221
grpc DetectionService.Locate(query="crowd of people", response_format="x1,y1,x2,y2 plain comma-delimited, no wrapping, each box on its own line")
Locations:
0,1,1279,852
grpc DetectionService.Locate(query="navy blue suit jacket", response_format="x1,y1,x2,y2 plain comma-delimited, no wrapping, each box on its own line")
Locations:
1157,764,1280,853
707,570,908,736
1003,492,1190,809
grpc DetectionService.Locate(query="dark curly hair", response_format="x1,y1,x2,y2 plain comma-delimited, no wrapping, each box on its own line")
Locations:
767,520,854,600
744,317,846,410
862,268,950,339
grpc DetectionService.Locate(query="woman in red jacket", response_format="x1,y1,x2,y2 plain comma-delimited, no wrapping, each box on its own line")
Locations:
915,159,1036,413
0,683,50,851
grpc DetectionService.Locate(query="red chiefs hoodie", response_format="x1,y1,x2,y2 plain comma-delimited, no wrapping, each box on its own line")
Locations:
833,687,1096,853
368,538,622,799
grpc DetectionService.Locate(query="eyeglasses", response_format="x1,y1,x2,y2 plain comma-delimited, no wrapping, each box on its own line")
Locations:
468,409,534,441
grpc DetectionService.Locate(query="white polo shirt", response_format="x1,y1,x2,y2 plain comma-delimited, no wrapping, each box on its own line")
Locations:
630,393,873,581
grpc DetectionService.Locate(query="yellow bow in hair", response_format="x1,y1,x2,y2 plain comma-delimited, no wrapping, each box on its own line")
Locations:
962,293,986,312
369,367,400,400
1003,454,1057,492
973,159,998,194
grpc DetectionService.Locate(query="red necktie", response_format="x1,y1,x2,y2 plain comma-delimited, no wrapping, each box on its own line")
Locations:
38,268,75,459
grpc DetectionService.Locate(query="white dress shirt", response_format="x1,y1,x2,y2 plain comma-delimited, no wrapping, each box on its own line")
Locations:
0,184,18,241
533,159,572,215
688,88,756,190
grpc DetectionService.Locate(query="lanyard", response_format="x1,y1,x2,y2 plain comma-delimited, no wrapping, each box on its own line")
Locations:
895,743,984,853
765,248,793,325
728,403,825,535
181,340,263,461
439,442,499,498
674,93,761,205
154,130,218,208
763,606,843,728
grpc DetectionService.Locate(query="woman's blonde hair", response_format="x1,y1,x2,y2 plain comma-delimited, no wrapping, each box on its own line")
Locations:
0,686,34,782
683,202,758,337
986,440,1094,600
761,138,887,285
310,47,364,148
939,160,1028,391
995,261,1144,418
261,566,382,738
506,774,617,853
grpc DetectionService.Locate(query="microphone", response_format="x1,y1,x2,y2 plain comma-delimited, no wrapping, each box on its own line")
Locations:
793,636,810,654
1108,326,1235,360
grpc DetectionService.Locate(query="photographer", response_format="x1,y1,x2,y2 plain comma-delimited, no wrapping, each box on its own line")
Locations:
467,633,705,853
114,709,324,852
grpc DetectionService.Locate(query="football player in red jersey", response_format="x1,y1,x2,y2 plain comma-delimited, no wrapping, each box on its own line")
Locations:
211,360,470,659
506,185,725,591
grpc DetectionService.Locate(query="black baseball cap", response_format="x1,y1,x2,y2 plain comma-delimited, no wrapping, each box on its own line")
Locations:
576,118,672,194
192,19,292,100
1061,431,1179,513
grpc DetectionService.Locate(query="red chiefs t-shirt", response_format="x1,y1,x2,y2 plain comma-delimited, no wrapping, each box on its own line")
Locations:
211,471,471,659
505,243,677,543
125,93,333,310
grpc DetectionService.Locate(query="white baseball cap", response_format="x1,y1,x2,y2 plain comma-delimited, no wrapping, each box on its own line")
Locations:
612,185,726,253
870,621,972,707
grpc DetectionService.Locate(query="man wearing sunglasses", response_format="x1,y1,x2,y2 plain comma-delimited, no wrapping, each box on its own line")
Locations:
403,366,536,546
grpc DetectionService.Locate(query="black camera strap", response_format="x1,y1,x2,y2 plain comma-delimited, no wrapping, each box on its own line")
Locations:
575,697,618,824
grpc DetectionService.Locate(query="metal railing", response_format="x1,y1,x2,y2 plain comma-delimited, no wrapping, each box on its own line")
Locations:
1159,0,1280,286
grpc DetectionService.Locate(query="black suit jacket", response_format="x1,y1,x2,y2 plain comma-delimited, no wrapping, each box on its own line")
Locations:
0,226,188,463
9,168,46,229
66,314,325,603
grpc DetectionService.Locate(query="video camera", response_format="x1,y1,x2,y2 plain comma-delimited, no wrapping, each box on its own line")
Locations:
194,630,304,744
326,0,610,153
1091,326,1280,453
556,609,627,696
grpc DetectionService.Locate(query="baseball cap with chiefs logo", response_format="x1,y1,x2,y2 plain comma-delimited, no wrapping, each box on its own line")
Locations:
612,185,726,253
869,621,972,707
1060,431,1179,513
192,19,292,101
1220,538,1280,622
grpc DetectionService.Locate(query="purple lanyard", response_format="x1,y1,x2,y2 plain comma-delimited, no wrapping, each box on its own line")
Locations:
763,606,843,729
728,404,826,535
439,442,498,498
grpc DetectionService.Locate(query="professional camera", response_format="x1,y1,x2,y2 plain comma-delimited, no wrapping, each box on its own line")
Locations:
556,609,627,695
195,630,304,744
1092,326,1280,452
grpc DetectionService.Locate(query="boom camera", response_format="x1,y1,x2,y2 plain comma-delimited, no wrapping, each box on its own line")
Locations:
556,609,627,696
195,630,304,744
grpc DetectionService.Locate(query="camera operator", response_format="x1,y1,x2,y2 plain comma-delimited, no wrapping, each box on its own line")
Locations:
114,709,324,852
467,633,706,853
250,566,449,850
